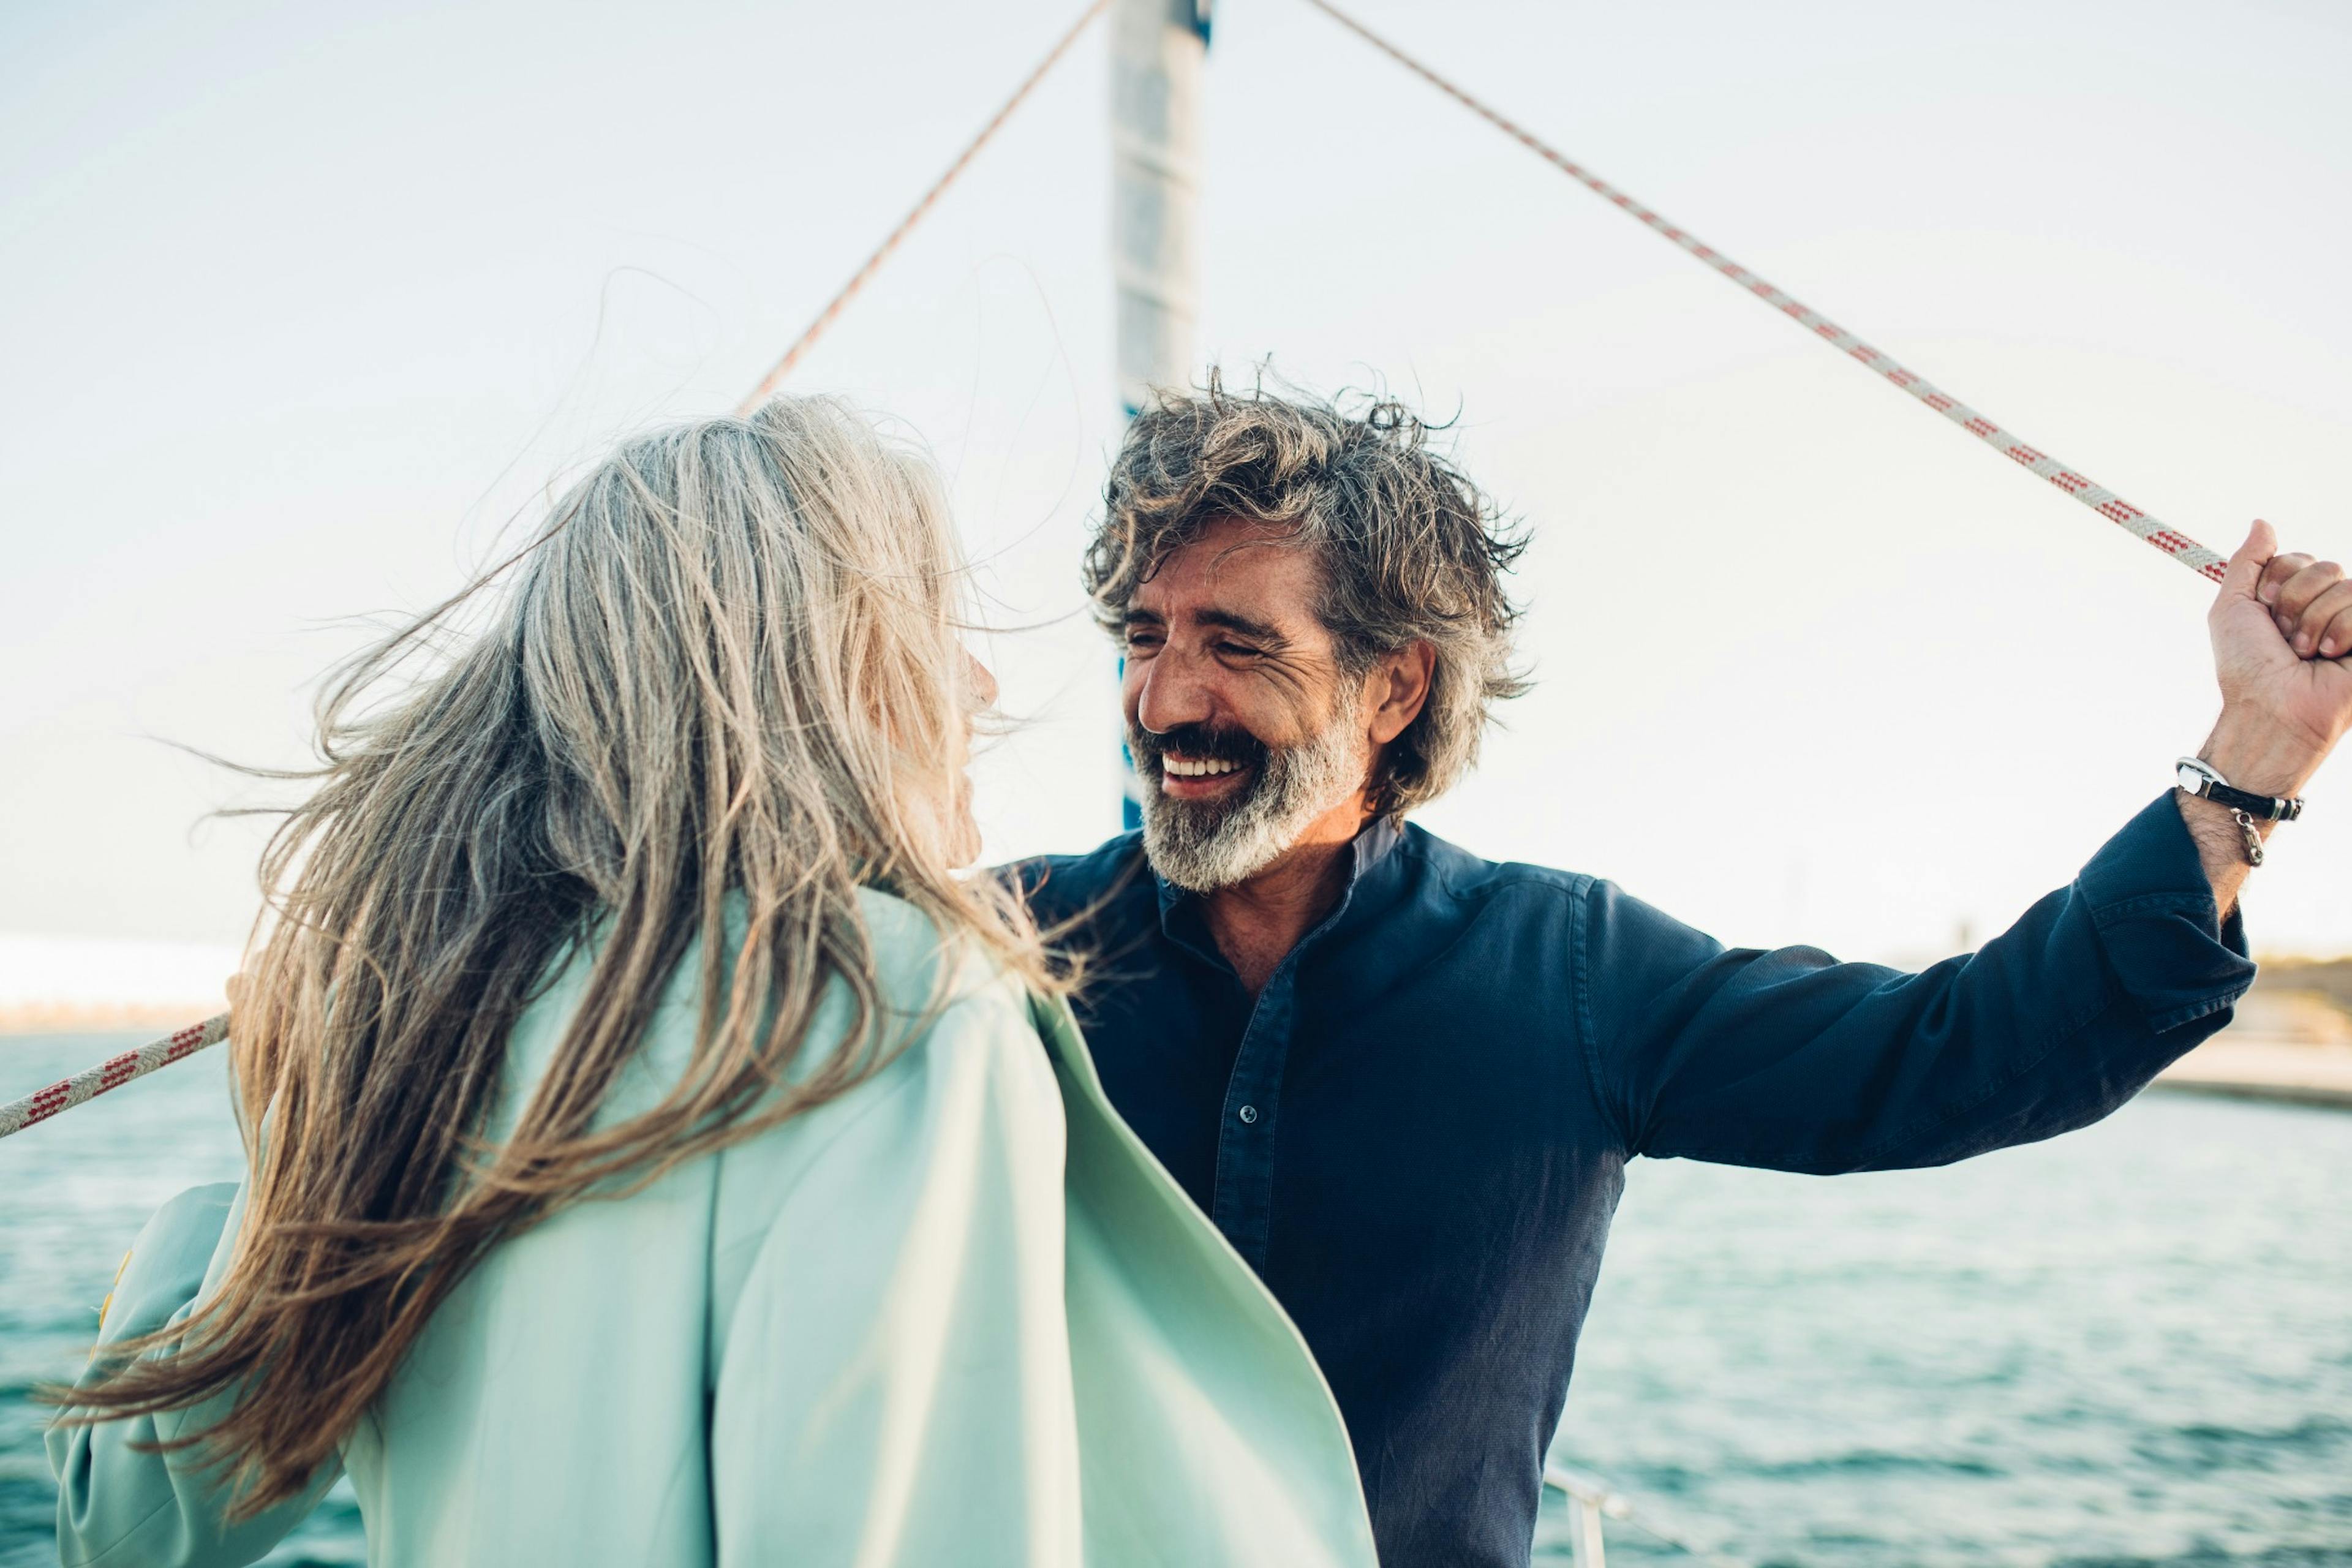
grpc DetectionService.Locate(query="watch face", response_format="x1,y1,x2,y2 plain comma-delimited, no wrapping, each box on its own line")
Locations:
2177,763,2207,793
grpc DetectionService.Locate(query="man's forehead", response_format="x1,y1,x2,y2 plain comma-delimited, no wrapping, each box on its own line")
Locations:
1131,516,1324,621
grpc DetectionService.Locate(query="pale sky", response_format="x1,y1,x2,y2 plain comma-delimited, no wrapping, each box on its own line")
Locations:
5,0,2349,976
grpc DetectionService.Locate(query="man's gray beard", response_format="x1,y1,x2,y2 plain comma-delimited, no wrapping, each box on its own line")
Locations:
1133,707,1366,894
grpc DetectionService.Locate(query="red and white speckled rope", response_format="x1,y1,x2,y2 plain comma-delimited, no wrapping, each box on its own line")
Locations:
7,13,1128,1142
733,0,1110,413
9,12,2239,1139
0,1014,228,1141
1301,0,2230,584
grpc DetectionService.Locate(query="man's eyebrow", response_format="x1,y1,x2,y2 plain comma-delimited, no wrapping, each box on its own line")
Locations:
1198,608,1286,644
1121,608,1166,628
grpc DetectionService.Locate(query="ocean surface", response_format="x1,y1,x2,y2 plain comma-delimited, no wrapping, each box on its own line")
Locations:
4,1031,2347,1567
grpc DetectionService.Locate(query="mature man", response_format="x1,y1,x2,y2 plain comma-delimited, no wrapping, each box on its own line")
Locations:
1015,380,2352,1568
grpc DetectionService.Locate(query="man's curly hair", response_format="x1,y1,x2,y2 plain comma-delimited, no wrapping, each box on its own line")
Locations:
1085,373,1531,818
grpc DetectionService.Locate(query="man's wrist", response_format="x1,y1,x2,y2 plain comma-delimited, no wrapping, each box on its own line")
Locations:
2198,707,2321,801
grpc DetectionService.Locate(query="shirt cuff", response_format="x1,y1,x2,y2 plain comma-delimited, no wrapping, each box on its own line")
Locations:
2075,792,2256,1035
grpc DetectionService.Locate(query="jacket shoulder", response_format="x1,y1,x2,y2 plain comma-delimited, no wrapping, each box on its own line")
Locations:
588,888,1036,1123
850,886,1040,1039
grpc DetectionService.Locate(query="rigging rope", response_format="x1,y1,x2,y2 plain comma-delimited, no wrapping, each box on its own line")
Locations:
10,4,1118,1142
15,1,2242,1139
734,0,1110,413
0,1014,227,1141
1298,0,2230,584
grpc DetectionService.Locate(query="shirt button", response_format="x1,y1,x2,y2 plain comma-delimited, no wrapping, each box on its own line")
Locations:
1238,1105,1260,1125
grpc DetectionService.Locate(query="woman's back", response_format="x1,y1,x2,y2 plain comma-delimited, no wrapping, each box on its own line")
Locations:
60,891,1077,1566
346,889,1076,1565
58,889,1379,1568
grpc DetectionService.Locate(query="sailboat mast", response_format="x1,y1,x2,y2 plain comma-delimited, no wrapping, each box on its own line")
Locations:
1110,0,1210,826
1110,0,1210,416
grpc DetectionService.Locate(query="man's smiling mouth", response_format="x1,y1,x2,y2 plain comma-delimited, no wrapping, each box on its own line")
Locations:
1158,752,1253,794
1163,755,1243,778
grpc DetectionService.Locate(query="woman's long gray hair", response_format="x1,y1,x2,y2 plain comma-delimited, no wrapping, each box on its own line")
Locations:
50,396,1063,1515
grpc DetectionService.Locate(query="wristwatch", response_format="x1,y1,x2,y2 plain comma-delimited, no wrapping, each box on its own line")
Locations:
2175,756,2303,867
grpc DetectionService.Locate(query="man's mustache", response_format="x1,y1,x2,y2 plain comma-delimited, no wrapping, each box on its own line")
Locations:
1130,723,1270,768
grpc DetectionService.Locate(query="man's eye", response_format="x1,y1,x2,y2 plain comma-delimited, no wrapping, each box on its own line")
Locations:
1216,642,1259,658
1125,630,1163,651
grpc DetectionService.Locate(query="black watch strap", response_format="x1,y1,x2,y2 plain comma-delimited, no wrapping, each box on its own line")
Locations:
2175,758,2304,823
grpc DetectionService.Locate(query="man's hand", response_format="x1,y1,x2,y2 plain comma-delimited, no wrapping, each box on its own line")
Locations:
2207,521,2352,789
2179,520,2352,912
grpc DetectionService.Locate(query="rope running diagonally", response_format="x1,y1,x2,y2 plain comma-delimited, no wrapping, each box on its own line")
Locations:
8,9,1115,1142
1299,0,2230,585
12,5,2228,1134
734,0,1111,413
0,1014,229,1142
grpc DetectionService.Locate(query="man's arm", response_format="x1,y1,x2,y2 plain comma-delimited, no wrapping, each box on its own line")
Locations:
1580,520,2350,1176
1584,801,2250,1174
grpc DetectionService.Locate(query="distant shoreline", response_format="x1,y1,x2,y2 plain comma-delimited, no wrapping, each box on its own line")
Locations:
2153,1035,2352,1112
0,1001,225,1036
7,972,2350,1112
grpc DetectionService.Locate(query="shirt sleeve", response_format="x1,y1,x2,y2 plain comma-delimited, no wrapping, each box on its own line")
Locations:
707,978,1084,1568
1582,793,2256,1173
48,1182,342,1568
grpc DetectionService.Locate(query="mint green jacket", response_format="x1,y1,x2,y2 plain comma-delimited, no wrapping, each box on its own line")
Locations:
50,891,1381,1567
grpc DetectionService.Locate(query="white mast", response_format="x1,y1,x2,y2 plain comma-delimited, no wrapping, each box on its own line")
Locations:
1111,0,1210,825
1111,0,1210,417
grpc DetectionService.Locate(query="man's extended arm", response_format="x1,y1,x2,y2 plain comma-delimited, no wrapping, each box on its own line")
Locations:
1580,520,2350,1177
1583,798,2251,1174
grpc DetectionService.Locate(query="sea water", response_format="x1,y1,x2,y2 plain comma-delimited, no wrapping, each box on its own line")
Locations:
4,1033,2346,1567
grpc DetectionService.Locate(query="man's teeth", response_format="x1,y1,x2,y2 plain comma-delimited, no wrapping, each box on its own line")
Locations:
1164,756,1241,778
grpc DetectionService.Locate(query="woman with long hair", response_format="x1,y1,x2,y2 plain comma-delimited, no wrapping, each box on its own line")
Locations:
47,398,1378,1568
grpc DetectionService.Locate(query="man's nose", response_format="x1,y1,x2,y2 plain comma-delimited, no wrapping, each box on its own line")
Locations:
1133,649,1213,736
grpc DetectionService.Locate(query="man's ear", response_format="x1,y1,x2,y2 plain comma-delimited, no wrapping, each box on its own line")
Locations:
1366,641,1435,746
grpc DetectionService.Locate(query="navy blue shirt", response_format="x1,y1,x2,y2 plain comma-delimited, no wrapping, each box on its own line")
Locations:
1014,793,2253,1568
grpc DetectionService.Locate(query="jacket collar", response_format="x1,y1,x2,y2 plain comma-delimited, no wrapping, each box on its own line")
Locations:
1149,816,1409,973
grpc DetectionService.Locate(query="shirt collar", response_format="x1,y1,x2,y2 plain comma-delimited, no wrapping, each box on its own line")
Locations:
1151,815,1409,957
